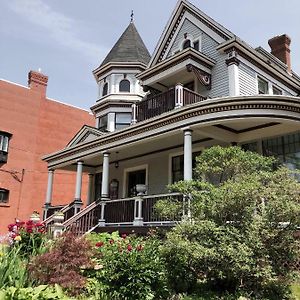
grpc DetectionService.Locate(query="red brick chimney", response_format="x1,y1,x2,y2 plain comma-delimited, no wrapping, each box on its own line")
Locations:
268,34,291,73
28,70,48,96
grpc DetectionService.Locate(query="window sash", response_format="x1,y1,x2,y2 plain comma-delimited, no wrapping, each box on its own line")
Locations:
0,189,9,203
273,86,282,95
0,135,9,152
258,77,268,94
98,115,108,131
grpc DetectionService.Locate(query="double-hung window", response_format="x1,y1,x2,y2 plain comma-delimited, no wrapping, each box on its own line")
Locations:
0,131,11,163
0,188,9,203
115,113,132,130
258,77,268,94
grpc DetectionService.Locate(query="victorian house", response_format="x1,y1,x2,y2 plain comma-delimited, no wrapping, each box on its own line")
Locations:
42,0,300,234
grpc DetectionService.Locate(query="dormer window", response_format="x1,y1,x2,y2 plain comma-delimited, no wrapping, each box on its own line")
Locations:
0,131,11,163
119,79,130,92
183,39,191,49
193,40,199,51
102,82,108,97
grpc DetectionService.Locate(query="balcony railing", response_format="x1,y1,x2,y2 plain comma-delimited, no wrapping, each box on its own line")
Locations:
63,193,183,235
136,86,206,122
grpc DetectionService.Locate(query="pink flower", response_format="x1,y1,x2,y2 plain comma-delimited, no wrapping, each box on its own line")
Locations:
127,244,133,252
109,239,114,245
95,241,104,247
121,234,127,239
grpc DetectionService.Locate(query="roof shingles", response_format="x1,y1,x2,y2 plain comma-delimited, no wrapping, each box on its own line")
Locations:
100,22,151,67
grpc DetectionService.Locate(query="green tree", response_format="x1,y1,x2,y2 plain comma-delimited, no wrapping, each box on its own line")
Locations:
157,146,300,299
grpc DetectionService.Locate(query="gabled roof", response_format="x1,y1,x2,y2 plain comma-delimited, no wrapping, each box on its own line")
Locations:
99,22,151,68
149,0,234,67
66,125,105,148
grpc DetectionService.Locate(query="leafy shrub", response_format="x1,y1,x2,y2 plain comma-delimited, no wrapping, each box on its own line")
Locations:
85,232,170,300
28,231,93,295
158,146,300,299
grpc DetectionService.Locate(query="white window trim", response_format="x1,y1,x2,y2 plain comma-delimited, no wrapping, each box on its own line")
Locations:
257,75,269,95
118,78,133,93
122,164,149,198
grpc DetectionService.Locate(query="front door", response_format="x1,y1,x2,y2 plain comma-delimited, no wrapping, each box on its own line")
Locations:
127,169,146,197
94,172,102,201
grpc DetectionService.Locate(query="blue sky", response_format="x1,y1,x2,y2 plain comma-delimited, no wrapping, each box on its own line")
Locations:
1,0,299,109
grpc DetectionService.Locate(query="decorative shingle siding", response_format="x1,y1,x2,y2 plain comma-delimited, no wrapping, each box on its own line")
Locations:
166,18,229,97
167,19,201,57
202,33,229,98
239,63,257,95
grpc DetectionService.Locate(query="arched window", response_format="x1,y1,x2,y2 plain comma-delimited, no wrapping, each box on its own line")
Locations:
183,39,191,49
102,82,108,96
119,79,130,92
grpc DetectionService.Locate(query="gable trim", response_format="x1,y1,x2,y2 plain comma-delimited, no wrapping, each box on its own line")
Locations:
66,125,104,148
149,0,233,67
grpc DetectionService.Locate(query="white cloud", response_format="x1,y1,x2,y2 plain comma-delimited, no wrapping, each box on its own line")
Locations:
8,0,107,62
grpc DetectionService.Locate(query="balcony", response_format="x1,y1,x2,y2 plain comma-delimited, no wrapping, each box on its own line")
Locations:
136,86,206,122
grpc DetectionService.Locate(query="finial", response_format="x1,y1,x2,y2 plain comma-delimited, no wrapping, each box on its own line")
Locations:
130,10,134,23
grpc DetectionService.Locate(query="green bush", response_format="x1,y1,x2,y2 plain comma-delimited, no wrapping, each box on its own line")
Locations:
85,232,170,300
158,146,300,299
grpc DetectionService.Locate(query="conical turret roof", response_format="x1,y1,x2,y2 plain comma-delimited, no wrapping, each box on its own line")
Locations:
100,22,151,67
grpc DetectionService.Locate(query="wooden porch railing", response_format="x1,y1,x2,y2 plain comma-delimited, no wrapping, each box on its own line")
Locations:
137,88,175,121
63,193,183,235
43,202,76,227
136,87,206,122
183,88,207,105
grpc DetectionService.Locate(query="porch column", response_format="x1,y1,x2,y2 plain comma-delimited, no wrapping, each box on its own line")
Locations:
43,169,54,220
175,83,184,108
183,129,193,181
226,49,240,96
101,152,110,199
87,173,94,205
131,103,137,124
74,161,83,213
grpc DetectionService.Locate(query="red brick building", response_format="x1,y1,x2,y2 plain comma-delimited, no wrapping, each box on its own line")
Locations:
0,71,94,233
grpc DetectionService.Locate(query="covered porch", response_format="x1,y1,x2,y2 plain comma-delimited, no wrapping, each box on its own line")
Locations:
42,94,300,234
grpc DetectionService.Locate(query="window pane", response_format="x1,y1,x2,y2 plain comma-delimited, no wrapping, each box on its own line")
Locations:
0,136,3,151
119,79,130,92
258,77,268,94
3,137,8,152
116,113,131,124
98,115,108,131
102,83,108,96
0,189,9,203
273,86,282,95
193,40,199,51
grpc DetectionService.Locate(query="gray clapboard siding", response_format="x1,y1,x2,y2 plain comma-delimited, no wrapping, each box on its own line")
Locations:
166,18,229,97
239,63,257,95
